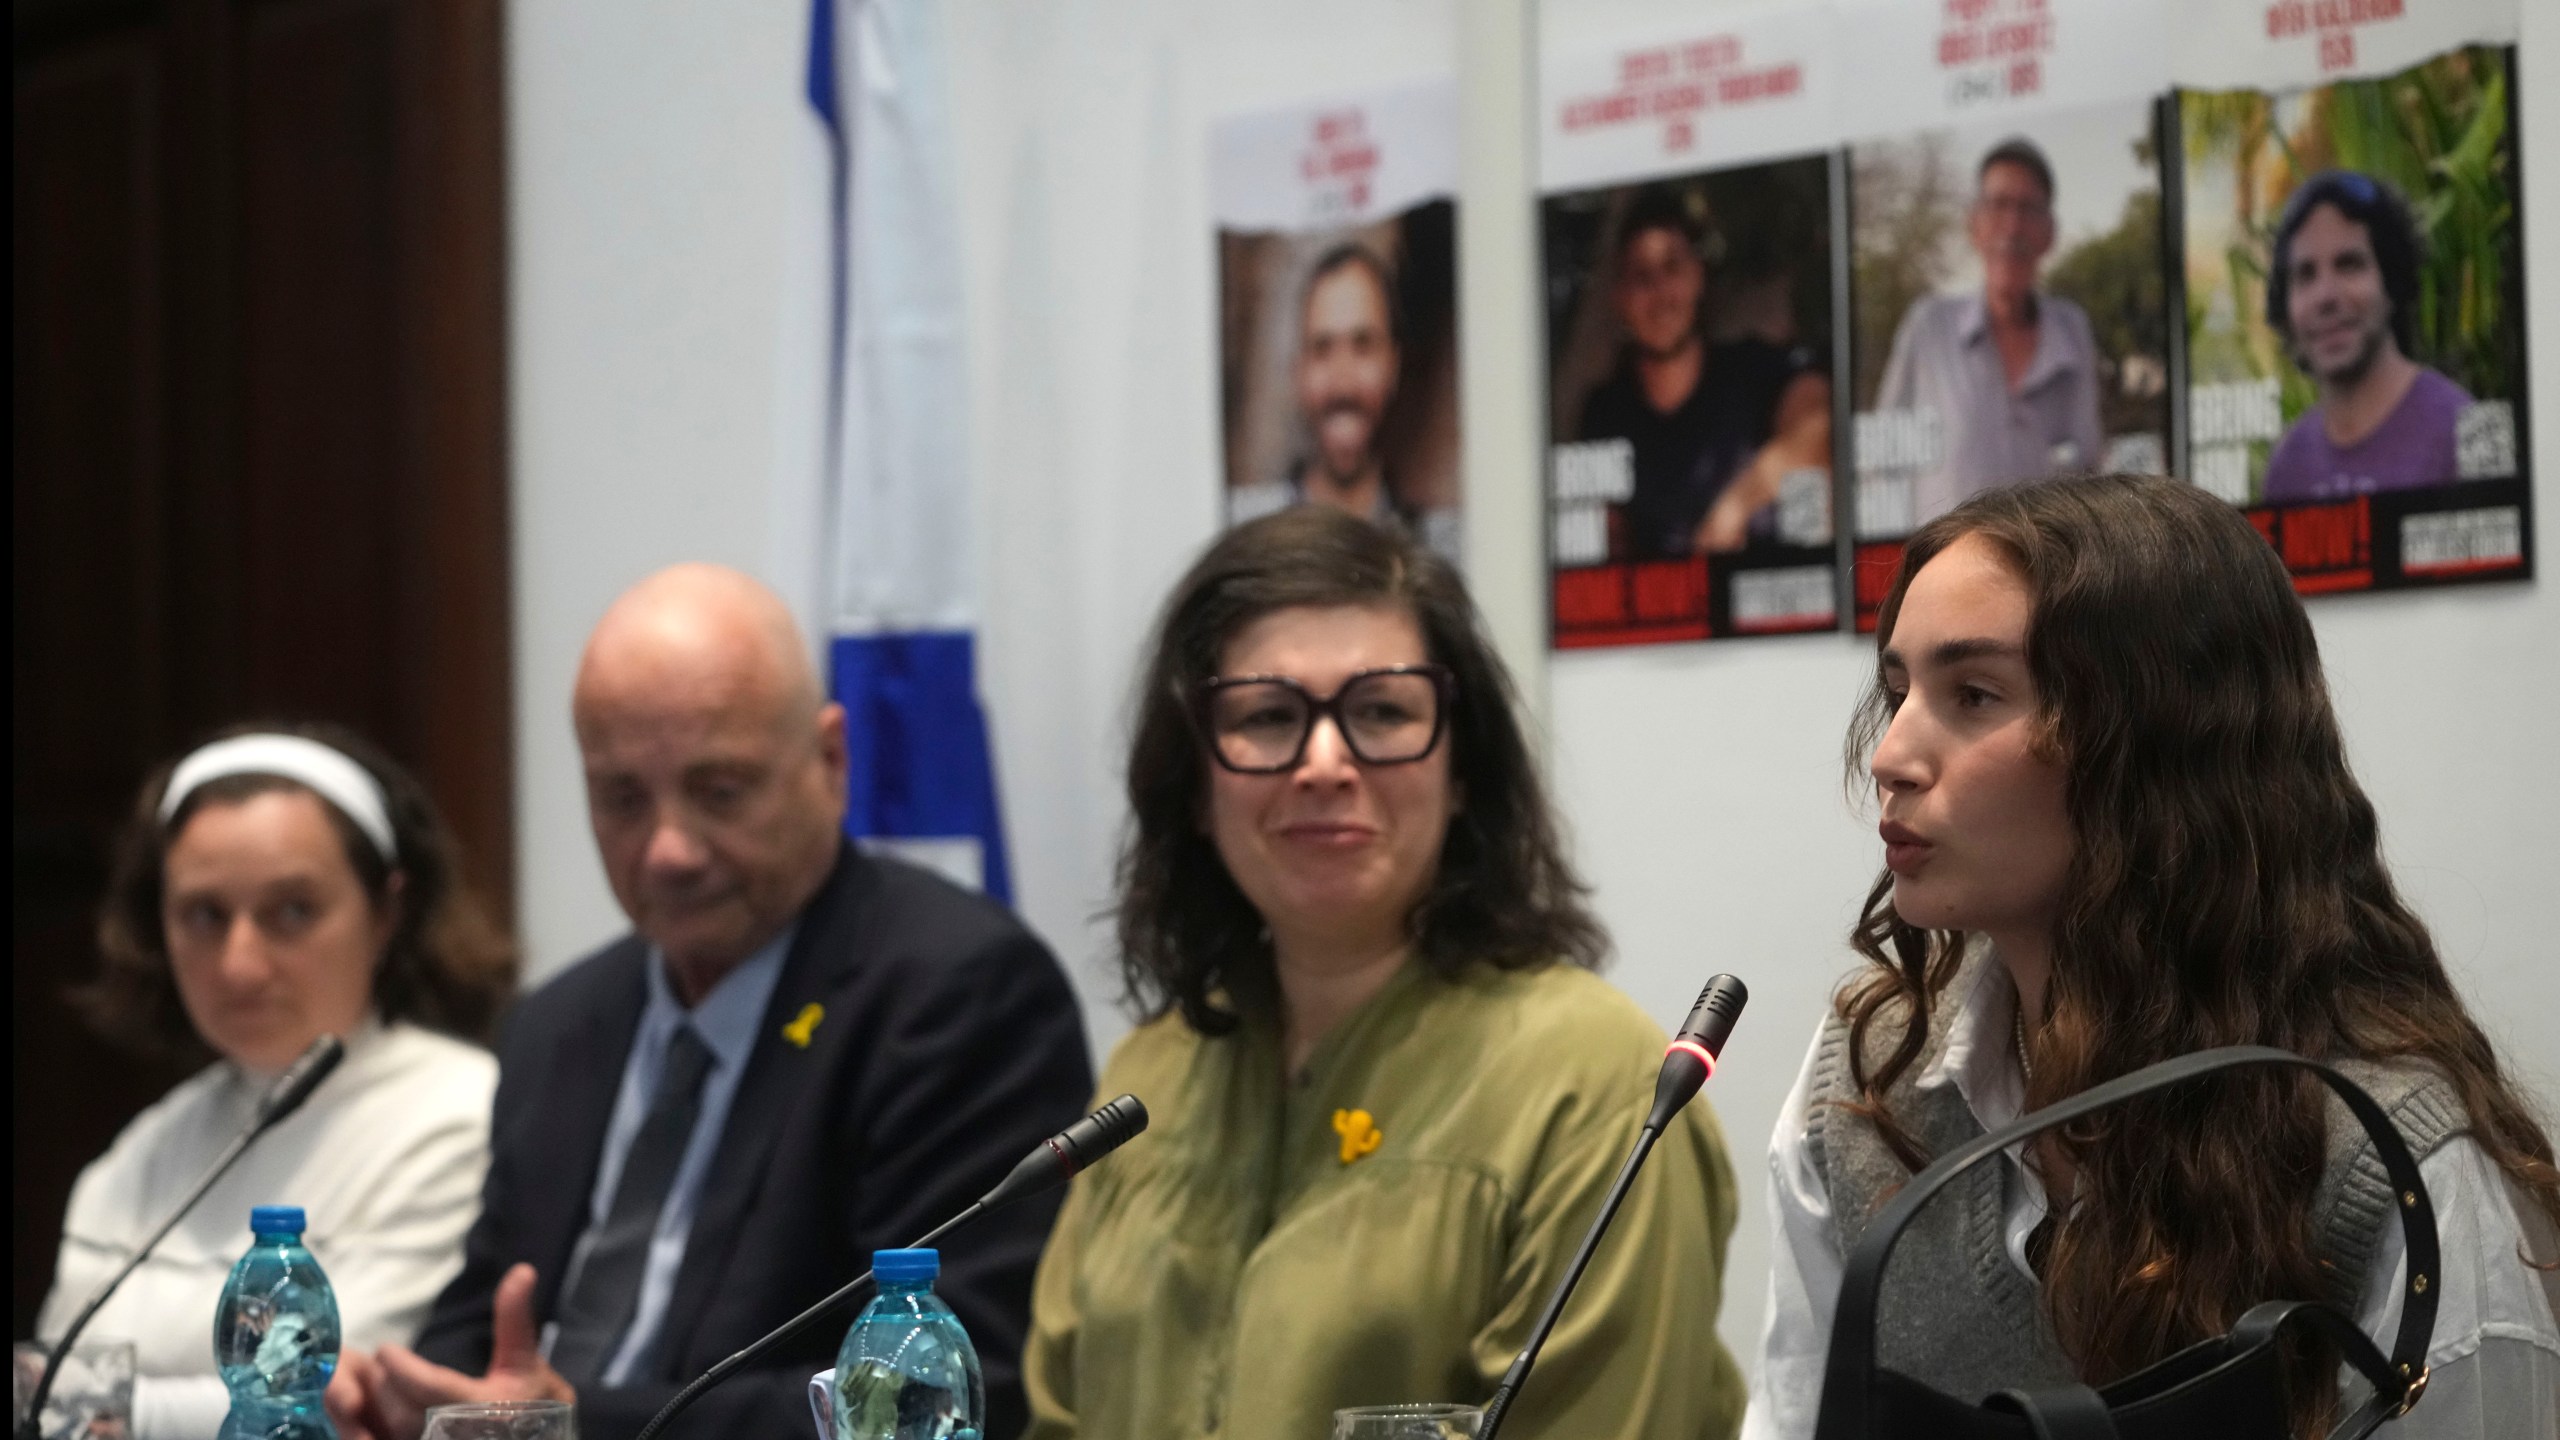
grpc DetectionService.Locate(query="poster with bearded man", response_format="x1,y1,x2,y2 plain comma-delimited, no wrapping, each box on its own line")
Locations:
1213,84,1462,565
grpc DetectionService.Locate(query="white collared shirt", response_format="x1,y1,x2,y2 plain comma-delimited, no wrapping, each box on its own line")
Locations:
39,1019,498,1440
1741,962,2560,1440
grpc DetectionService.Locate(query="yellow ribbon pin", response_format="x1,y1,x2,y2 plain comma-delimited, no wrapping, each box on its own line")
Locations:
781,1002,825,1049
1332,1108,1383,1165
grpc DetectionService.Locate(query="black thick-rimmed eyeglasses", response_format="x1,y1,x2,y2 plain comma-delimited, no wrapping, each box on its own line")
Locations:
1192,664,1456,774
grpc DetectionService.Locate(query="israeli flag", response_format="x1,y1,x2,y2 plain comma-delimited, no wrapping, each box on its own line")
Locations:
782,0,1011,901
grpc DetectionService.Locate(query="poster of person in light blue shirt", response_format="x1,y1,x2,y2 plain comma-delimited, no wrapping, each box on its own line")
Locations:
1847,105,2170,627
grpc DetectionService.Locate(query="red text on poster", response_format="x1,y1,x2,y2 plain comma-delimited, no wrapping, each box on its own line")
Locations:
1937,0,2055,104
1555,35,1805,158
2263,0,2405,74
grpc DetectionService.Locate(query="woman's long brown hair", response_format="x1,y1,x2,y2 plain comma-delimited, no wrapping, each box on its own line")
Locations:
1839,476,2558,1419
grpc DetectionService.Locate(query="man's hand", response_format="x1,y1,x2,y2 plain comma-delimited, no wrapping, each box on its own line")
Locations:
325,1349,400,1440
349,1265,577,1440
1695,370,1832,553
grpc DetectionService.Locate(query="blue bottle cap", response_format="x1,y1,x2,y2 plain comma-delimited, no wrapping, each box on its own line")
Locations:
872,1248,938,1284
250,1205,306,1235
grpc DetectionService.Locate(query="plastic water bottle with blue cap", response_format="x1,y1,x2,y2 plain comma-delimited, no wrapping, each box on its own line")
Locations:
828,1248,981,1440
213,1206,340,1439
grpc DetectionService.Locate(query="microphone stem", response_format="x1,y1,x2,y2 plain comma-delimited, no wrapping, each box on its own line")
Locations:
22,1124,266,1439
1476,1122,1665,1440
626,1094,1142,1440
628,1200,988,1440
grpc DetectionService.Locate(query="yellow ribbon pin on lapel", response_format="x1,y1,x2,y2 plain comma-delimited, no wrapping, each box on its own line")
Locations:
1332,1108,1382,1165
781,1002,825,1049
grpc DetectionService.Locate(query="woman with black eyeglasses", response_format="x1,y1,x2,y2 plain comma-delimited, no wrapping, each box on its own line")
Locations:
1019,506,1746,1440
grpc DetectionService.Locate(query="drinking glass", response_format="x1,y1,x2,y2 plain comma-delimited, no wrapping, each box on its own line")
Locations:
12,1339,134,1440
1330,1403,1483,1439
421,1399,577,1440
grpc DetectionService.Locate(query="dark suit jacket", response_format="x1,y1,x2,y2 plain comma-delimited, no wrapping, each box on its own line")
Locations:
418,844,1094,1440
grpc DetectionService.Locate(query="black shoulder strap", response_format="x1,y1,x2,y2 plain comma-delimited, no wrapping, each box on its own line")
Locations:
1811,1046,2441,1440
1986,1384,2120,1440
2226,1298,2413,1440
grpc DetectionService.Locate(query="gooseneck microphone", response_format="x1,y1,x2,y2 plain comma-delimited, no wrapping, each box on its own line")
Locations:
1650,973,1749,1130
21,1034,347,1439
1476,976,1747,1440
978,1093,1148,1211
629,1095,1149,1440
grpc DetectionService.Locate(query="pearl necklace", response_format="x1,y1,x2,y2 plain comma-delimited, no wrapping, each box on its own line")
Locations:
2014,1008,2035,1085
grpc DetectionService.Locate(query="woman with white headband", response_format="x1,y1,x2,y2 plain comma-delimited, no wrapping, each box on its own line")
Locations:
36,724,518,1440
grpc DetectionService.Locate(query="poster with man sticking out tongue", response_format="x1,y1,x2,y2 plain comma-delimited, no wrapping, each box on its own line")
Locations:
1213,83,1464,569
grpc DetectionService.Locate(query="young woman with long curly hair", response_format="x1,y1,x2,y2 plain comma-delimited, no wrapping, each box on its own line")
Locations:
1746,475,2558,1438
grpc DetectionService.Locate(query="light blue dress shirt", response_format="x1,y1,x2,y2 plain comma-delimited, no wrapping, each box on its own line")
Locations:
1873,290,2108,527
549,924,794,1386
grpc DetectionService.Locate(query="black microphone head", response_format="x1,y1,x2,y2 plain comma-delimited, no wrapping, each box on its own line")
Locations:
256,1035,347,1128
1055,1094,1148,1175
1675,975,1749,1060
1648,975,1748,1132
980,1094,1151,1211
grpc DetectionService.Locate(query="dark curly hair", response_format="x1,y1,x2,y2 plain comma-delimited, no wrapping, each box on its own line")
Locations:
1615,184,1707,262
1116,506,1605,1035
1839,474,2557,1424
2265,169,2424,358
79,721,518,1062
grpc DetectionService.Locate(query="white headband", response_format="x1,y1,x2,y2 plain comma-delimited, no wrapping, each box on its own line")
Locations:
158,734,399,862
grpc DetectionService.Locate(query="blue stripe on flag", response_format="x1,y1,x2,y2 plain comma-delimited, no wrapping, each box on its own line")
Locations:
830,632,1013,903
803,0,839,124
805,0,850,503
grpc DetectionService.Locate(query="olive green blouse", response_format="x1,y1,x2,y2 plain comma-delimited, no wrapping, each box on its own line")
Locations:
1022,960,1745,1440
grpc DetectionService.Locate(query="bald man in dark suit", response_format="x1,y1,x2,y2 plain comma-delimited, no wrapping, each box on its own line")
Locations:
329,565,1092,1440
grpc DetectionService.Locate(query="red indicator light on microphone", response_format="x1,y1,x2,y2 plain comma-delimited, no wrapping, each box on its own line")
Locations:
1666,1038,1716,1078
1645,976,1745,1131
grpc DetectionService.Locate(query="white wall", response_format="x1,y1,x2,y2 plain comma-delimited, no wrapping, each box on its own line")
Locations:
509,0,2560,1374
506,0,811,967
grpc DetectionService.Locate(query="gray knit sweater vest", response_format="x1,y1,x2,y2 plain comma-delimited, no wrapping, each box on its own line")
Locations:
1806,951,2468,1402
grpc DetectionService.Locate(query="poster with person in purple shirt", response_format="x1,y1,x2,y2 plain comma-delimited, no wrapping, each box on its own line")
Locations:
2180,47,2529,596
2260,172,2473,504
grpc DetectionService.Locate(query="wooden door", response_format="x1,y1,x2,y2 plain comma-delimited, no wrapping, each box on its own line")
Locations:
12,0,510,1336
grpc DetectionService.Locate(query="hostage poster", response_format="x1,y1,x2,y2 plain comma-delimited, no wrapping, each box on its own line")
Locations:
1845,100,2173,629
2177,41,2531,592
1528,0,2527,645
1213,83,1464,568
1540,12,1847,647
